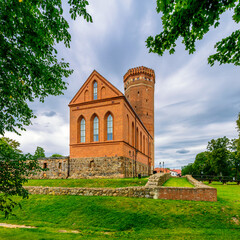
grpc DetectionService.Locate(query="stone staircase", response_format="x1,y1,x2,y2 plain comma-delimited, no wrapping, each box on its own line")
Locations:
145,173,170,187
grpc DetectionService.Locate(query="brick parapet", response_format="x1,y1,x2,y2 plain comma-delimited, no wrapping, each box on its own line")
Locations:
123,66,155,83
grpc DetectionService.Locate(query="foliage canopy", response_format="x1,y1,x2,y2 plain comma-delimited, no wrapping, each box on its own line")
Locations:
0,137,42,217
146,0,240,66
0,0,92,135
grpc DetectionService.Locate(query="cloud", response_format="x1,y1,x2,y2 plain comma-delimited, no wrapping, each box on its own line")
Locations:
42,111,57,117
176,149,190,154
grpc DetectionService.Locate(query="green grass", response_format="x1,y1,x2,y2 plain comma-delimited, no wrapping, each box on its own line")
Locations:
163,177,194,187
23,178,148,188
0,182,239,239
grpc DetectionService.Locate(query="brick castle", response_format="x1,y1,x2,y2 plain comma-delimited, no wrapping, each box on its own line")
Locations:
32,66,155,178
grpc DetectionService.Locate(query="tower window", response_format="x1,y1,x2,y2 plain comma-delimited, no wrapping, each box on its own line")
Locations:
80,118,85,142
93,116,99,141
93,81,98,100
107,114,113,140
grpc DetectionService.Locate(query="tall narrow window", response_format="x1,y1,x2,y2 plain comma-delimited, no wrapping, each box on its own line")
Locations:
127,115,129,143
143,136,145,154
80,118,85,142
107,114,113,140
93,81,98,100
136,128,139,149
132,122,134,146
93,116,99,141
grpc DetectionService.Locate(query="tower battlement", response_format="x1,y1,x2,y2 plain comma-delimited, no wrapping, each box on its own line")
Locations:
123,66,155,83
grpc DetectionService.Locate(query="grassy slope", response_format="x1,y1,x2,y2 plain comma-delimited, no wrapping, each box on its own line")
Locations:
163,177,194,187
0,183,239,239
24,178,148,188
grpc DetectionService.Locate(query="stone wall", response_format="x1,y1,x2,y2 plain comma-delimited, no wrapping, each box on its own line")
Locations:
145,173,170,187
29,156,149,179
25,174,217,202
29,157,69,179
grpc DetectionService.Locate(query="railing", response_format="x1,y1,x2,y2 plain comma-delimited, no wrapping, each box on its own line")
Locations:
192,175,240,184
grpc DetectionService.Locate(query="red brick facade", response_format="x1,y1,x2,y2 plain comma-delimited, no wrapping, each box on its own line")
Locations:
69,67,155,175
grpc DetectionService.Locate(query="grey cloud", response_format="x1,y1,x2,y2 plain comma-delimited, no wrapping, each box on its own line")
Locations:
176,149,190,154
42,111,57,117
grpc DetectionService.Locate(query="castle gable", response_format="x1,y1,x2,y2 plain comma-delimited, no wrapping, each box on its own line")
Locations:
69,70,123,105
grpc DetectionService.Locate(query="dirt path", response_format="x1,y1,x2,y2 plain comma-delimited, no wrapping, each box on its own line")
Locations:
0,223,36,229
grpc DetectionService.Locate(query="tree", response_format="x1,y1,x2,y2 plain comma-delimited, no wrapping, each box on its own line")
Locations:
0,138,42,217
181,163,194,175
207,137,230,175
33,146,45,159
229,139,240,178
51,154,63,157
0,137,22,153
192,151,213,175
146,0,240,66
0,0,92,135
232,113,240,178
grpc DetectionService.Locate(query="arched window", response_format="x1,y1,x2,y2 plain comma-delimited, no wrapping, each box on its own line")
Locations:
127,115,129,143
101,87,106,99
136,127,139,149
80,118,85,142
140,132,142,152
143,135,145,154
84,90,89,101
107,114,113,140
93,116,99,141
93,81,98,100
132,122,134,146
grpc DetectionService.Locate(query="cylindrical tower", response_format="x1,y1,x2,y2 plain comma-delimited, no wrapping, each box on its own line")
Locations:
123,66,155,170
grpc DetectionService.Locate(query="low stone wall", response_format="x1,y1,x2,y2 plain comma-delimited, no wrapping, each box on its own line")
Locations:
25,186,158,199
24,174,217,202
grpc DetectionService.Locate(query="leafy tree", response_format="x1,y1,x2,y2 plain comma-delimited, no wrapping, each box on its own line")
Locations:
33,146,45,159
51,154,63,157
192,151,213,175
146,0,240,66
0,138,42,217
207,137,230,175
181,163,194,175
229,139,240,178
0,137,22,153
0,0,92,135
232,113,240,178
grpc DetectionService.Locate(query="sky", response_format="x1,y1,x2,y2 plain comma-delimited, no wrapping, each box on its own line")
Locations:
5,0,240,169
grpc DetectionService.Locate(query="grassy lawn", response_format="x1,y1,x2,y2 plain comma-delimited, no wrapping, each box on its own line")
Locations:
0,182,239,239
163,177,194,187
23,178,148,188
